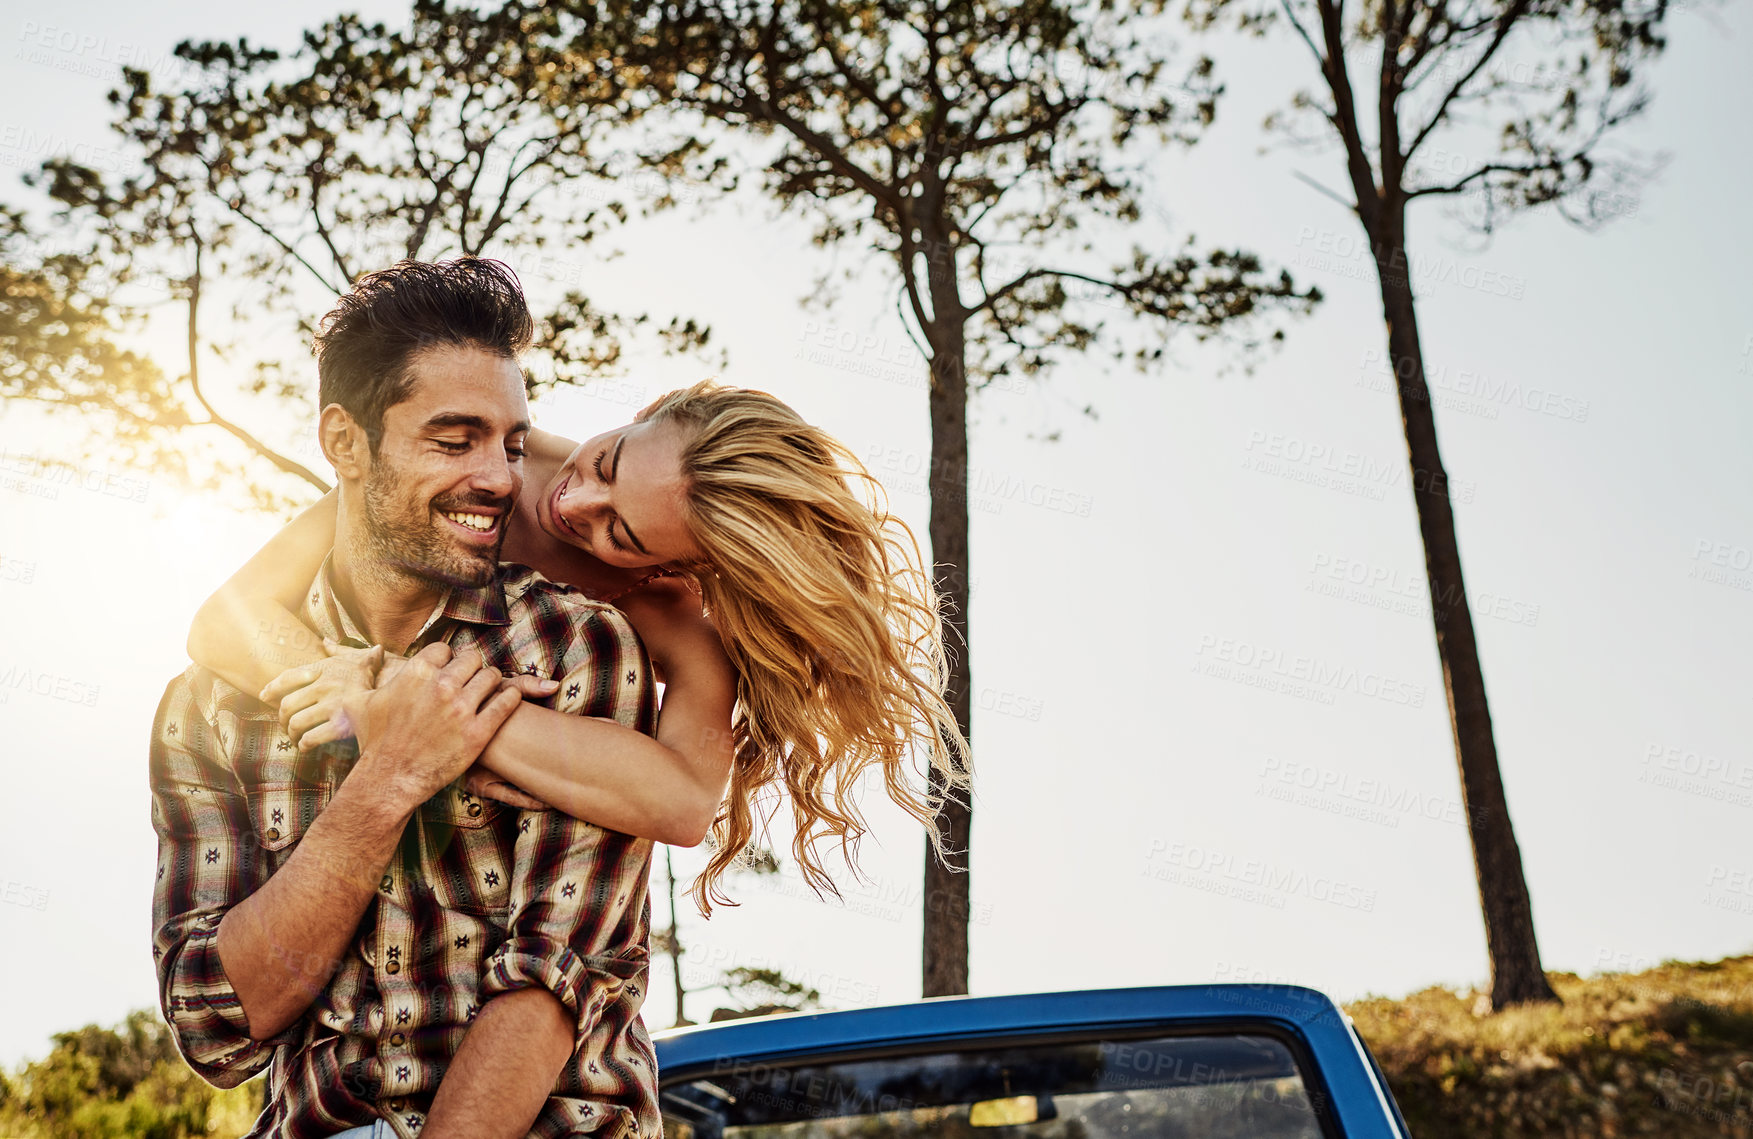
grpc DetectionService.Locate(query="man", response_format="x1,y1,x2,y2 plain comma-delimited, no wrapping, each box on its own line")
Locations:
150,259,662,1139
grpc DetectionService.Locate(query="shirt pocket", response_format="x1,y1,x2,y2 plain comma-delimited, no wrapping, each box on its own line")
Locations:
247,781,335,853
422,787,512,917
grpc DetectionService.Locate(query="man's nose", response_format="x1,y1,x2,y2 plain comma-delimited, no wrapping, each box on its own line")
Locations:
469,445,520,498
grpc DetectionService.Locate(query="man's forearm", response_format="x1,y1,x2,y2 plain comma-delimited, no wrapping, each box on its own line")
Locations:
215,767,413,1040
420,987,574,1139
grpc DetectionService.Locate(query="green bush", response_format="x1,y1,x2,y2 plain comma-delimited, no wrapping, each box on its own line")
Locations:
0,1011,261,1139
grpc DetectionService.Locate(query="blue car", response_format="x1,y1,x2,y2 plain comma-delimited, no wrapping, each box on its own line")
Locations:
653,985,1412,1138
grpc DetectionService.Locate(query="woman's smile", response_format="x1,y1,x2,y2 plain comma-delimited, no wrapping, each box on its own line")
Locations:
547,472,588,544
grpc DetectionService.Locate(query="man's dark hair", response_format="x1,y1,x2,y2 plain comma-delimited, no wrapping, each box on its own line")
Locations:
314,258,534,450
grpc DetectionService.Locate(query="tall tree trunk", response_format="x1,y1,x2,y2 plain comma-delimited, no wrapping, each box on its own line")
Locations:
1372,217,1558,1009
921,322,973,998
665,847,691,1026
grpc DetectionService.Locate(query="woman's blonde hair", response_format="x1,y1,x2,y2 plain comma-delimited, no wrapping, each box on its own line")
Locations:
636,381,971,914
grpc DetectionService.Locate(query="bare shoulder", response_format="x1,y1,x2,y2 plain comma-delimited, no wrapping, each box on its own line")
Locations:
525,427,577,472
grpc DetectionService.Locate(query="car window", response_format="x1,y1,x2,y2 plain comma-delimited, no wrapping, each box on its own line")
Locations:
662,1032,1326,1139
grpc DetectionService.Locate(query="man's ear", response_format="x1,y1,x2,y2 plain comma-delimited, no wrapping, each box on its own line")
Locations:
319,405,371,480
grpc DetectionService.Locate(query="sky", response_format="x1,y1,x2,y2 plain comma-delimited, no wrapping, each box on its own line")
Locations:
1,0,1750,1067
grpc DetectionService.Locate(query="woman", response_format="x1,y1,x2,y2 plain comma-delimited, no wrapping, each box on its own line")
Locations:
190,381,969,912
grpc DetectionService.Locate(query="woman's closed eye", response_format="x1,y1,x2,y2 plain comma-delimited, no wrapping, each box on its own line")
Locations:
589,450,630,551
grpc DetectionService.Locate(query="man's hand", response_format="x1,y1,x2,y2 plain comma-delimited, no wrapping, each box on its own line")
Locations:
262,640,559,752
350,643,527,807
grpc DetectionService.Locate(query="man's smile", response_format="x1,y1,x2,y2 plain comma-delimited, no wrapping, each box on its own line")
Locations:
437,506,505,543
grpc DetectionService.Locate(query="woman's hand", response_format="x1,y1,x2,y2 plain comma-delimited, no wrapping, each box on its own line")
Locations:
260,641,387,752
461,766,552,810
262,640,561,752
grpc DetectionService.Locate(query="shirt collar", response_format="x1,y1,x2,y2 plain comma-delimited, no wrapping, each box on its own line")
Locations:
303,553,513,650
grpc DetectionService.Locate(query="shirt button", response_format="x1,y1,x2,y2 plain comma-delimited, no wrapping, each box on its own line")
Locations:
390,1099,406,1111
390,1032,406,1047
380,874,393,891
467,803,483,817
263,828,280,842
385,961,401,975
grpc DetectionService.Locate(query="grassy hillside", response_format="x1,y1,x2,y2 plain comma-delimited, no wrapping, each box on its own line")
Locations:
1348,954,1753,1137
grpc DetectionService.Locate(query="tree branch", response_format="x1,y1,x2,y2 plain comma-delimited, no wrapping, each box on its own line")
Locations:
1404,157,1550,198
894,215,938,334
1402,0,1533,162
184,234,331,491
813,15,902,126
1292,168,1360,213
222,192,347,295
306,177,358,287
1314,0,1386,230
1378,0,1406,196
1278,0,1329,72
752,93,909,214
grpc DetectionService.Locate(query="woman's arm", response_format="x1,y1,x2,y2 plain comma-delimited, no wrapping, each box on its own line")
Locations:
261,573,737,843
188,492,339,696
234,481,738,841
475,578,737,846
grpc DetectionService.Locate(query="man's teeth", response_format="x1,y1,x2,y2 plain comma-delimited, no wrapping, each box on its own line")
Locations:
443,511,496,532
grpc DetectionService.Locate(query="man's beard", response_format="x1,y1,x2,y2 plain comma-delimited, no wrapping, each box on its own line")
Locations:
361,461,510,590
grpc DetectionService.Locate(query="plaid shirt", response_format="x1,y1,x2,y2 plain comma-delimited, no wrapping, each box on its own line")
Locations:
150,560,661,1139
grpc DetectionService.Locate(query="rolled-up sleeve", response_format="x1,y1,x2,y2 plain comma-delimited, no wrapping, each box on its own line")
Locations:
480,813,654,1031
480,603,657,1032
149,675,279,1086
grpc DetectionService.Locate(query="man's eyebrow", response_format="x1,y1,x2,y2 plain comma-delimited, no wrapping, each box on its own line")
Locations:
607,435,650,555
422,412,533,436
